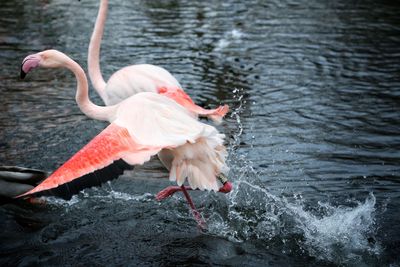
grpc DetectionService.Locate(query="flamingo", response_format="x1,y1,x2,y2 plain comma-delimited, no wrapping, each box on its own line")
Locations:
88,0,228,123
19,50,232,226
88,0,232,199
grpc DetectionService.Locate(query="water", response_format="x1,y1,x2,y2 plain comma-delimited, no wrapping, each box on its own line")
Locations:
0,0,399,266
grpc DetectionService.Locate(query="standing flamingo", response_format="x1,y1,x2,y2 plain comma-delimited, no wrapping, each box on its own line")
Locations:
19,50,231,226
88,0,228,123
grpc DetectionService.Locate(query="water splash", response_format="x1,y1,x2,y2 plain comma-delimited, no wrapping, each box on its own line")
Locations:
214,29,244,51
206,87,381,264
227,87,246,150
84,189,155,203
99,190,154,202
42,186,154,207
207,172,380,264
287,194,380,264
41,195,81,207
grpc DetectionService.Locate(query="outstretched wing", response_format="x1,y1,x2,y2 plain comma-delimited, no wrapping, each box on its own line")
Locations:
17,123,160,200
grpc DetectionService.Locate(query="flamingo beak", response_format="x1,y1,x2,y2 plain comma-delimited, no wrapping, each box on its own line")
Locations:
20,66,27,79
20,54,41,79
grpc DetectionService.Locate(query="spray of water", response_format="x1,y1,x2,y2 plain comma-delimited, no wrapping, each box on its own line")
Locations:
205,87,381,264
287,194,380,263
214,29,244,51
43,185,153,207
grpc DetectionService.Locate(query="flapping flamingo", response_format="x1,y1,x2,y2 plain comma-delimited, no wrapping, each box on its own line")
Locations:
19,50,232,225
88,0,228,123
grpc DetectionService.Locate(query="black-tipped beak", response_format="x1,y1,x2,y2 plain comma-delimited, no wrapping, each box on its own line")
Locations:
20,54,41,79
20,65,27,79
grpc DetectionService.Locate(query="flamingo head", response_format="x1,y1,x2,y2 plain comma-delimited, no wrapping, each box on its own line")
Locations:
20,49,70,79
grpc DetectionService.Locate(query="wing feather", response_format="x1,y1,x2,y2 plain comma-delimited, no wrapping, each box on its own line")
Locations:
17,123,160,199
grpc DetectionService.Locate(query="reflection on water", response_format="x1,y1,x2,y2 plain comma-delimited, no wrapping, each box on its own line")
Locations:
1,0,400,266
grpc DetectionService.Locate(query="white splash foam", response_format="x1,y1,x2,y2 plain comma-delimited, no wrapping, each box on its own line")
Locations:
101,190,153,202
42,188,153,208
287,194,380,263
208,177,380,264
44,195,80,207
206,87,381,264
231,29,244,39
214,29,244,51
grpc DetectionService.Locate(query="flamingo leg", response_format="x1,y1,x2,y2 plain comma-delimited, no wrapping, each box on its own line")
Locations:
156,181,233,201
156,185,190,201
180,185,206,229
156,174,232,228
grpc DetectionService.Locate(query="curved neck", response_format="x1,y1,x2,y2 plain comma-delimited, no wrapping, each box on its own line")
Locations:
88,0,108,101
65,58,116,122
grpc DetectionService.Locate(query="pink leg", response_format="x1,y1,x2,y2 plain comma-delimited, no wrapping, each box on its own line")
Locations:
218,181,233,193
156,181,233,201
28,197,46,205
180,185,206,229
156,185,191,201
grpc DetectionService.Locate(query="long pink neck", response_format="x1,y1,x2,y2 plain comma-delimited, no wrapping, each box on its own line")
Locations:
65,58,115,121
88,0,108,102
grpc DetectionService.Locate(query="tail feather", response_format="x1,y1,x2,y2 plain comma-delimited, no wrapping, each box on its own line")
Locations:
187,161,218,191
169,133,228,192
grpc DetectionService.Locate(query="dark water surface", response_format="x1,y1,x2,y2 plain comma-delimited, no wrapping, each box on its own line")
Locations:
1,0,400,266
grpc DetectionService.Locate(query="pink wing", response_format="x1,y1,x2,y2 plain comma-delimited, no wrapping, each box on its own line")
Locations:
157,87,229,123
17,123,159,200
